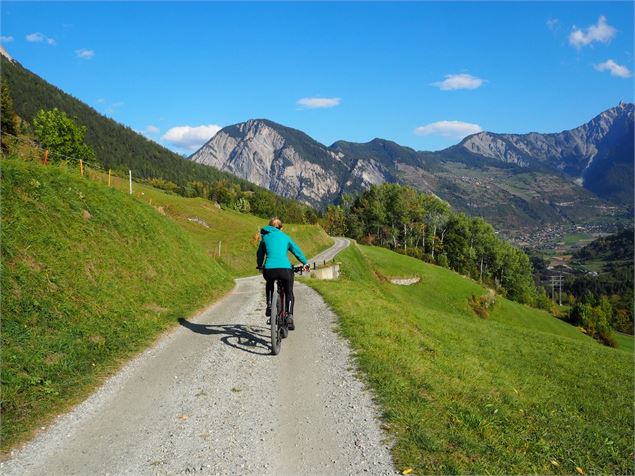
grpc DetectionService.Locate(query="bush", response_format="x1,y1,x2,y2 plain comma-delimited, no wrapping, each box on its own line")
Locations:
469,292,497,319
436,253,449,268
568,302,617,347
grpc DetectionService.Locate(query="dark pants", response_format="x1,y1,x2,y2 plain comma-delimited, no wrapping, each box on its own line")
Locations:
263,268,294,315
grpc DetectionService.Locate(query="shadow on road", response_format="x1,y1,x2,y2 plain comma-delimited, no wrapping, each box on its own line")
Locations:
178,318,271,356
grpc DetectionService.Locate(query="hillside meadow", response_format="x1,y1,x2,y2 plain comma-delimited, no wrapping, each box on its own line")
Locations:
305,244,634,475
88,167,332,276
0,159,330,452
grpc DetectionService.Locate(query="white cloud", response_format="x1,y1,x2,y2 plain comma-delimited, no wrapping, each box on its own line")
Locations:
594,59,632,78
75,48,95,59
145,125,160,135
569,16,616,49
161,124,222,150
0,35,14,43
546,18,559,31
26,32,56,45
431,73,484,91
296,97,341,109
414,120,482,140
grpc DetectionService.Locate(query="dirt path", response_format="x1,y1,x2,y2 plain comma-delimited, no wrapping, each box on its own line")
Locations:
2,238,395,475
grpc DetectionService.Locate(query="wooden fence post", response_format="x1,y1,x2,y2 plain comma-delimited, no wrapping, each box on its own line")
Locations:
129,170,132,195
42,149,49,165
80,159,84,176
108,169,112,187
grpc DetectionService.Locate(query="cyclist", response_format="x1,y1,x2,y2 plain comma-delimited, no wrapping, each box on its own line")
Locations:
256,217,310,330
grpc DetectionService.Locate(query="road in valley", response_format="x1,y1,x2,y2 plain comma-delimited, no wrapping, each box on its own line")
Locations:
2,237,395,475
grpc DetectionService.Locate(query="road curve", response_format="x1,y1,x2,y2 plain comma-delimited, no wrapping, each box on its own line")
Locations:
2,237,395,475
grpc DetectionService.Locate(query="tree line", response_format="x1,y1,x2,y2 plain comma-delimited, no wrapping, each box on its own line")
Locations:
322,183,536,304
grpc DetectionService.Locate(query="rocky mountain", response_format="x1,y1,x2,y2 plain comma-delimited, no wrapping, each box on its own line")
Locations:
190,104,633,234
453,102,634,202
190,119,391,207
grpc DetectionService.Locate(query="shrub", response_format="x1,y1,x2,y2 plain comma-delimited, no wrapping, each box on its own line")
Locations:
568,302,618,347
469,292,497,319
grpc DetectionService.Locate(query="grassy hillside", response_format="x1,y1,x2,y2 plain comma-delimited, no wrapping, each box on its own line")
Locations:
88,168,332,276
1,159,330,452
305,244,634,475
0,159,230,450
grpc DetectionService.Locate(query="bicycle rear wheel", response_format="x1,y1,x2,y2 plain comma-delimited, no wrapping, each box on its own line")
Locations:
270,293,282,355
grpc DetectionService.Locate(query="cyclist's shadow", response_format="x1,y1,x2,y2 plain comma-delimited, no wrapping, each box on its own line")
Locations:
177,318,271,356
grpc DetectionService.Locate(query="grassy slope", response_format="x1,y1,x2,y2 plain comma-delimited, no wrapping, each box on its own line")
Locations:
89,169,332,276
1,160,331,451
306,244,634,475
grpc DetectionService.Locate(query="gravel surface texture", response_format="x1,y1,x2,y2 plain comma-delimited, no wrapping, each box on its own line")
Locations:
2,238,395,475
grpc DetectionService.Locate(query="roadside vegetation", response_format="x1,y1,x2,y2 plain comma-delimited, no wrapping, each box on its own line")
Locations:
1,159,231,450
306,243,634,475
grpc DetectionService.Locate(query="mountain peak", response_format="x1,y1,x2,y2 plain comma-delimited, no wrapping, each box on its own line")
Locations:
0,45,14,63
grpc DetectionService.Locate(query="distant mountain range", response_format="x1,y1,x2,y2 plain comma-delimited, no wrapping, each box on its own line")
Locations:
190,103,633,233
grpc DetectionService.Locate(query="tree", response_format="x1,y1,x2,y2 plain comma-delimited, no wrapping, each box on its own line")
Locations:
323,205,347,236
33,108,95,163
1,79,19,150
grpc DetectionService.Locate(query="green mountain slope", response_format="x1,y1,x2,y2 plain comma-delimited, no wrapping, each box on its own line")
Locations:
305,243,634,475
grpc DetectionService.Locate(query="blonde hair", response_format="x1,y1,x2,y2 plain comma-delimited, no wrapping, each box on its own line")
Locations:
269,217,283,229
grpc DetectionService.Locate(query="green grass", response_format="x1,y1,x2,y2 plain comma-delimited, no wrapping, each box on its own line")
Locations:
614,333,634,353
89,169,332,276
561,232,594,248
306,243,634,475
1,159,330,452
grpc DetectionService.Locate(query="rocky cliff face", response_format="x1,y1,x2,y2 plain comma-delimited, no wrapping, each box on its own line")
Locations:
190,119,390,207
456,102,634,181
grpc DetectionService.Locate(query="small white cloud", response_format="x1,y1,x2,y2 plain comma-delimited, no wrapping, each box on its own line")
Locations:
145,125,160,135
546,18,559,31
0,35,14,43
162,124,222,150
296,97,341,109
594,59,632,78
96,98,106,104
75,48,95,59
569,16,616,49
431,74,484,91
26,32,56,45
414,120,482,140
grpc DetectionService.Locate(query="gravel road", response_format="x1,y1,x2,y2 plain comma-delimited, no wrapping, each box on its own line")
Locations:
2,237,395,475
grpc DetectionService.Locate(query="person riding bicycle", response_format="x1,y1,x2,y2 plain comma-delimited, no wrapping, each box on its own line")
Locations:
256,217,309,330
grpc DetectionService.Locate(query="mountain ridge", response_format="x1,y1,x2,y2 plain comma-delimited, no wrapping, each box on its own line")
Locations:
190,104,632,233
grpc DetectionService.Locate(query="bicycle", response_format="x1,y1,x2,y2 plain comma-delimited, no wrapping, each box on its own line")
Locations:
268,265,306,355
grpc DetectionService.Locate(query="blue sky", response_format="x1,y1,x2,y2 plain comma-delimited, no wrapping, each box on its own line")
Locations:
1,2,633,154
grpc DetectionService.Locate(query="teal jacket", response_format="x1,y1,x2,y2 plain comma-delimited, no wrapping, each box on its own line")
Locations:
256,225,308,269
